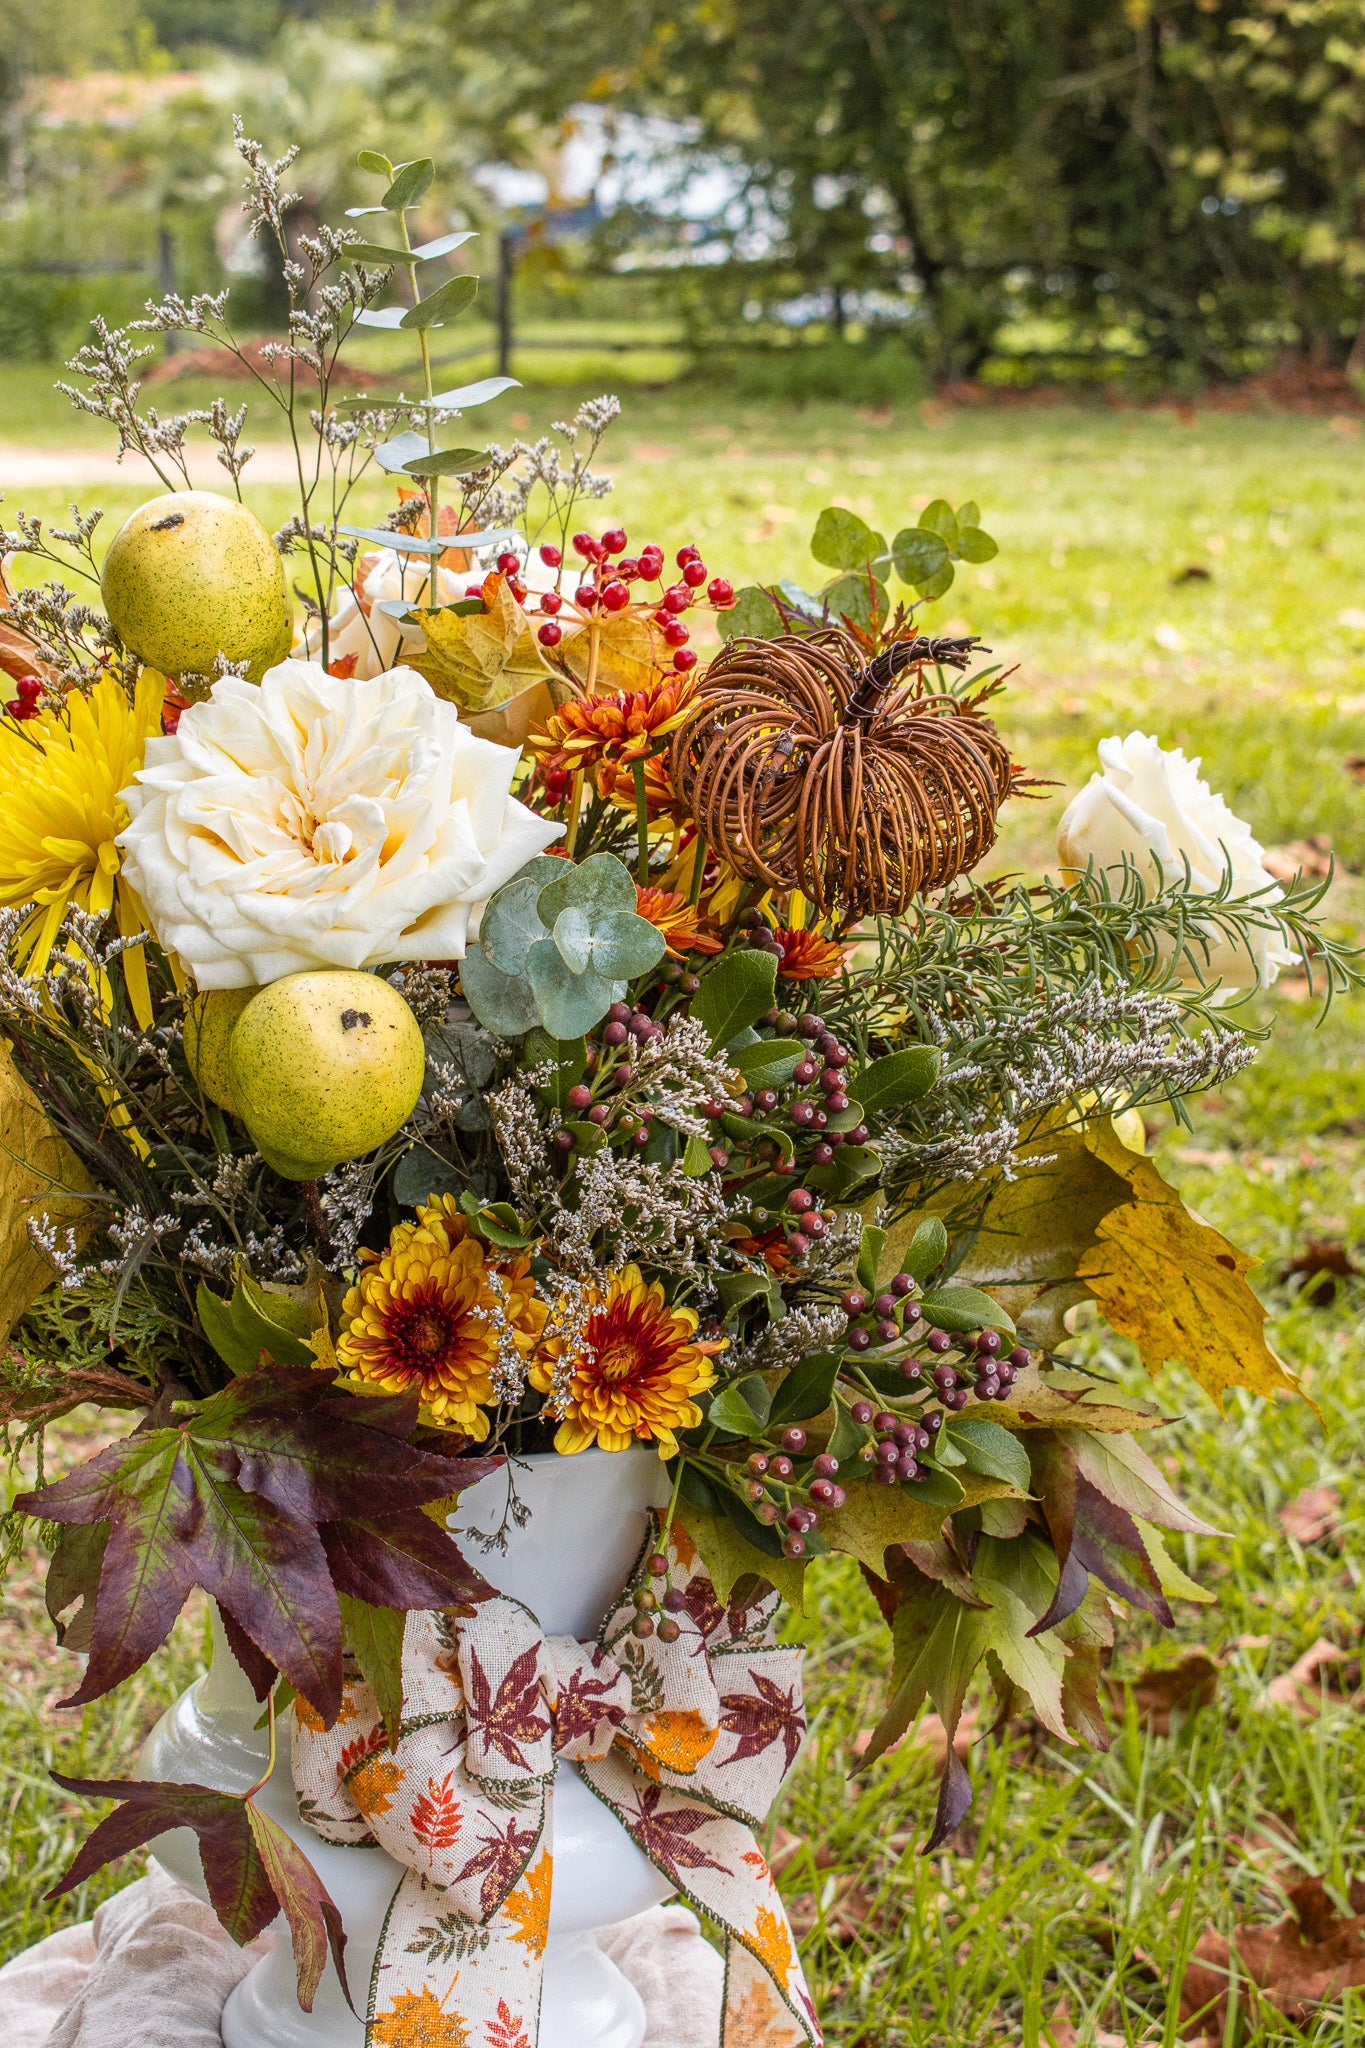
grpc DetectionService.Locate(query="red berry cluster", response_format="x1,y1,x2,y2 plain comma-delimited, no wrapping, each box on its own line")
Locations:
742,1436,847,1558
531,528,735,672
5,675,44,720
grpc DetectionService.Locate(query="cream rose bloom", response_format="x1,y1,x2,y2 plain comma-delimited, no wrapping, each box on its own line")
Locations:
116,659,563,988
1057,731,1296,999
295,548,467,680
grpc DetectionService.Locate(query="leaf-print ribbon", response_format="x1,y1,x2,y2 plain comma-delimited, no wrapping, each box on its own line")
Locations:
292,1514,822,2048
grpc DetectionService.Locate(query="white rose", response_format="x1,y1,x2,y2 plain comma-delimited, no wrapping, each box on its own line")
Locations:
295,549,467,680
1057,730,1297,999
117,658,563,988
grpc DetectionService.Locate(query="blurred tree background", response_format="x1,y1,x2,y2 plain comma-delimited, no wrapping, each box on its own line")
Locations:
4,0,1365,394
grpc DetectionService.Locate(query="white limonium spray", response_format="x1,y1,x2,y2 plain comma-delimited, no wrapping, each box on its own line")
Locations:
1057,730,1298,999
116,658,563,987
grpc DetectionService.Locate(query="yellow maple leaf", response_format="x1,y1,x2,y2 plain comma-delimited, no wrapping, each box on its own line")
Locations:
749,1903,795,1986
371,1987,470,2048
0,1044,89,1341
350,1753,406,1817
503,1846,553,1953
408,573,553,714
555,611,666,694
1077,1118,1300,1409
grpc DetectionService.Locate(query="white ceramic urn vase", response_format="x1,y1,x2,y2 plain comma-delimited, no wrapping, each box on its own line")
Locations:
137,1447,676,2048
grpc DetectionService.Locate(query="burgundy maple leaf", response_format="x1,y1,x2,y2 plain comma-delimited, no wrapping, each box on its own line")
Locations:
553,1666,627,1751
465,1643,549,1770
718,1674,804,1772
456,1816,540,1917
624,1785,727,1882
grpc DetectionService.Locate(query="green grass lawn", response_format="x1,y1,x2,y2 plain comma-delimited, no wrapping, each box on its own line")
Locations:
2,380,1365,2043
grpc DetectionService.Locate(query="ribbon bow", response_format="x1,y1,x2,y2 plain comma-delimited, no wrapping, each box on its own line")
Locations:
292,1515,822,2048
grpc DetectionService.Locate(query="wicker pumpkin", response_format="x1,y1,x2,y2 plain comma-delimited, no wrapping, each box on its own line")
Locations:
669,631,1015,920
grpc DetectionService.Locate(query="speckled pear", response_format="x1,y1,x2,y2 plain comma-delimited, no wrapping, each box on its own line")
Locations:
184,986,255,1113
228,971,425,1181
100,490,292,684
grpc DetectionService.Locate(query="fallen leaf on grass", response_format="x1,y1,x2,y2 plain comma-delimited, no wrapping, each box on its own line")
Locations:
1105,1650,1219,1734
1277,1485,1342,1544
1262,835,1333,882
1179,1877,1365,2035
1263,1638,1359,1716
1346,755,1365,783
1043,1996,1175,2047
1282,1241,1359,1308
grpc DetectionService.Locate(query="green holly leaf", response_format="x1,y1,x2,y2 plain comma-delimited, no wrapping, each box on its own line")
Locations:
768,1351,841,1427
855,1047,941,1114
692,951,778,1050
919,1285,1015,1335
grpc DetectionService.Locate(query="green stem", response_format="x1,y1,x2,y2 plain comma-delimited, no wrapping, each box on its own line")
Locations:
687,832,708,906
397,208,440,606
632,760,650,885
563,770,585,860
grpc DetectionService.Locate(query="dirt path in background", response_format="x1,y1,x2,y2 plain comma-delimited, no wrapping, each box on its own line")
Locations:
0,445,305,489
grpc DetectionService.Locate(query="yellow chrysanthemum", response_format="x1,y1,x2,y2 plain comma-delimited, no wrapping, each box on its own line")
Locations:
529,1264,725,1459
0,671,164,1024
337,1197,547,1438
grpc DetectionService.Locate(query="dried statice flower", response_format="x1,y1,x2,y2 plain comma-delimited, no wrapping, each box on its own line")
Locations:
318,1159,377,1271
548,1150,726,1276
234,121,302,248
393,966,456,1032
626,1015,741,1140
732,1305,845,1377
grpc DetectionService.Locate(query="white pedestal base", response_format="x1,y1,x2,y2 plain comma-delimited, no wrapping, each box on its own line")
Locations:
139,1449,674,2047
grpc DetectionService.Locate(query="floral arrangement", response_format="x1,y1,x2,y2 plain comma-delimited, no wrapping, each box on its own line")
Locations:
0,132,1350,2014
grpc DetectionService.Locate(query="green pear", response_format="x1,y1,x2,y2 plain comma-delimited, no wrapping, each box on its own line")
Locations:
100,490,292,685
229,971,425,1182
184,986,256,1113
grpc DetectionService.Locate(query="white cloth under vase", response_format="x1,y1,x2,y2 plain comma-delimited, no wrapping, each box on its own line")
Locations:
0,1866,724,2048
135,1448,690,2048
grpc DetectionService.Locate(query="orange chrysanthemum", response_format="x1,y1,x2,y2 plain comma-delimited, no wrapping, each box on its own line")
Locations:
338,1196,546,1437
526,672,696,778
773,926,848,983
529,1264,725,1458
595,748,684,823
634,886,723,958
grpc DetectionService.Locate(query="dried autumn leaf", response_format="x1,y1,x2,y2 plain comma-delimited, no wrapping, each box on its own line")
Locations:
1278,1485,1341,1545
0,1043,90,1341
1263,1637,1357,1716
48,1772,349,2013
1105,1649,1219,1734
16,1366,494,1720
819,1468,1024,1577
1179,1877,1365,2036
1077,1118,1299,1409
408,573,553,713
675,1500,807,1610
554,610,667,694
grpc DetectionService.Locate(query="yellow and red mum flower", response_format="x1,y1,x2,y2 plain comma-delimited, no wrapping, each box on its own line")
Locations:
634,885,723,958
337,1196,546,1438
526,671,696,779
773,926,848,983
529,1265,726,1458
